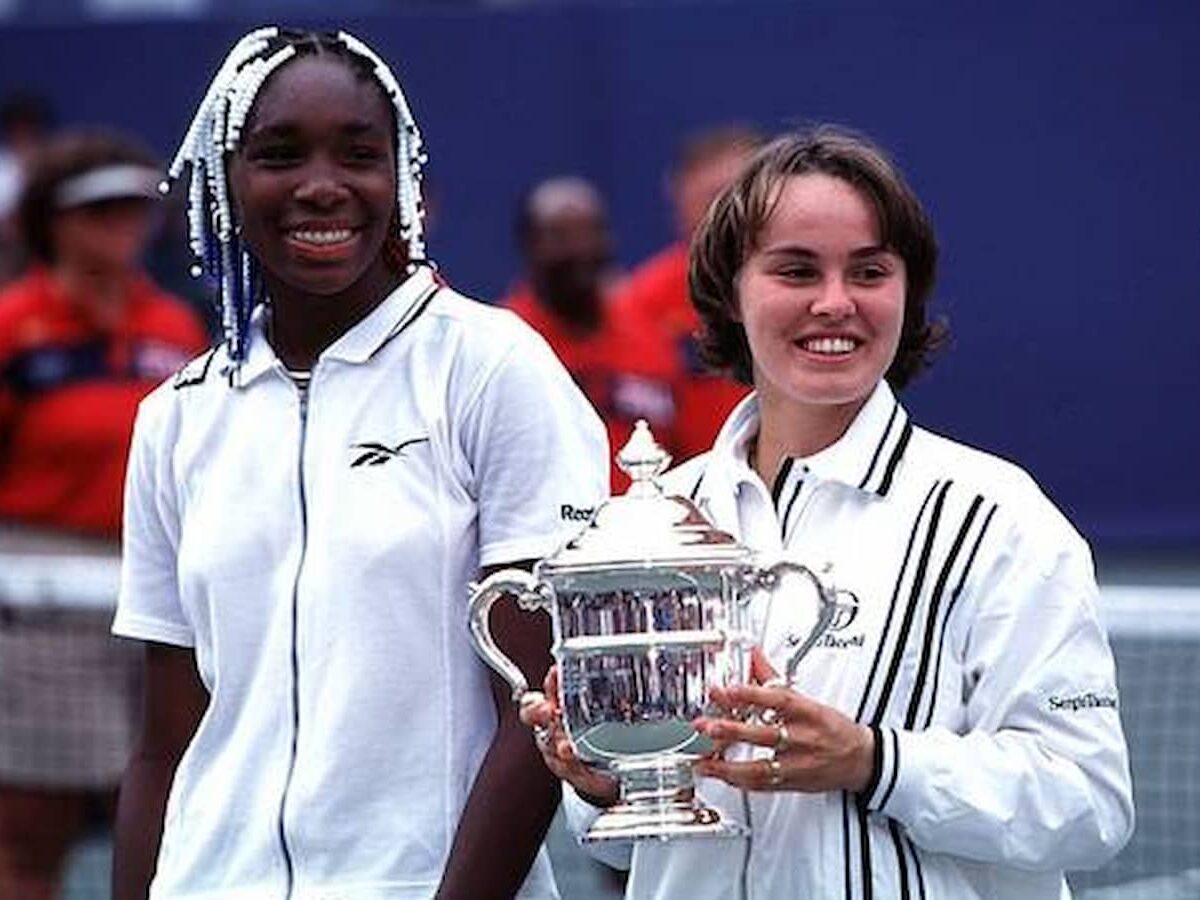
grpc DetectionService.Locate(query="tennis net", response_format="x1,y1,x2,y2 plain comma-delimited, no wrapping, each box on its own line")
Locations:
0,532,1196,900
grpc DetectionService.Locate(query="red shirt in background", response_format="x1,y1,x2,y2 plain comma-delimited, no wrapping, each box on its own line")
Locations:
0,267,208,537
612,243,749,463
504,288,677,491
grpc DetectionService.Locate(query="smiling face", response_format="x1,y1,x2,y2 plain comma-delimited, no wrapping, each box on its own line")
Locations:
228,55,397,300
736,173,905,418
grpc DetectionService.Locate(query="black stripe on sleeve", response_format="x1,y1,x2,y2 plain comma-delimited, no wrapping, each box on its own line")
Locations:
875,728,902,812
870,480,952,727
859,724,885,801
922,502,999,729
903,494,983,729
858,400,899,490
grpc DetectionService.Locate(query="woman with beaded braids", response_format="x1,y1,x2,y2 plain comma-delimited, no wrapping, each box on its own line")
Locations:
522,127,1133,899
112,27,608,900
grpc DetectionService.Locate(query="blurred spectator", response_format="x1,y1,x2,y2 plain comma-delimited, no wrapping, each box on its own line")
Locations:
0,131,207,900
143,189,219,338
613,126,761,462
504,176,676,489
0,92,54,285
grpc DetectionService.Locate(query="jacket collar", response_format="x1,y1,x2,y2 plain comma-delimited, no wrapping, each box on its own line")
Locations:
709,380,913,500
231,267,439,387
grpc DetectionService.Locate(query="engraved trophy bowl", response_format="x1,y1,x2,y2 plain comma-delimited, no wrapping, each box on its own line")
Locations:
468,421,839,842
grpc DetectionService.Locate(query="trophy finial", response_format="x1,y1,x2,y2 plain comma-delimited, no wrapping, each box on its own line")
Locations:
616,419,671,492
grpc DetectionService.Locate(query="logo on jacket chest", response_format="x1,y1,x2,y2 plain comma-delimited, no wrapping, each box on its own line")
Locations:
349,436,429,468
787,587,865,651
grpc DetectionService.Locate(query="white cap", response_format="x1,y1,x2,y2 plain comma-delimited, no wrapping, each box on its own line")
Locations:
54,163,162,210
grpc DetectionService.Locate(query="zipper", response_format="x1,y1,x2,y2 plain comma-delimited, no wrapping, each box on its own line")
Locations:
738,477,823,898
277,370,312,897
740,789,753,900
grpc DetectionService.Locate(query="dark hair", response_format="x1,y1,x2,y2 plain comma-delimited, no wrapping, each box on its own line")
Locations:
17,131,158,265
689,126,947,389
268,29,386,98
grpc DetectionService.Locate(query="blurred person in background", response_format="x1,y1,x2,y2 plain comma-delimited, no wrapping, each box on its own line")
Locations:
504,176,676,490
0,92,54,284
143,190,219,339
613,126,760,462
0,131,207,899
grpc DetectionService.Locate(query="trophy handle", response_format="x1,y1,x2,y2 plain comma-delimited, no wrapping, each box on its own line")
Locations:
467,568,553,704
752,560,839,687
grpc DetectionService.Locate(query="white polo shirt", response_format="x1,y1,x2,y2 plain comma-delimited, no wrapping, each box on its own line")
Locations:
115,268,609,900
566,381,1133,900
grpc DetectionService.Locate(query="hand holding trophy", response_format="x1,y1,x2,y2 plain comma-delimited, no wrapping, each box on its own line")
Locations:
468,421,840,842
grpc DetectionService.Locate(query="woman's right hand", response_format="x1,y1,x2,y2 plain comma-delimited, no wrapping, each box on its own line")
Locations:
518,666,620,807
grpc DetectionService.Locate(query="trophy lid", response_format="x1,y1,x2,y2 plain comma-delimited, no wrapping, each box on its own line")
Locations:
543,420,746,571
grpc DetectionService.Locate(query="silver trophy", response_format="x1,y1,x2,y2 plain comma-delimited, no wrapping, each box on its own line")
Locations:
468,421,838,842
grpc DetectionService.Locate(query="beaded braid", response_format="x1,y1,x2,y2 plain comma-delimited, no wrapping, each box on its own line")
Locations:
160,27,431,375
336,31,430,265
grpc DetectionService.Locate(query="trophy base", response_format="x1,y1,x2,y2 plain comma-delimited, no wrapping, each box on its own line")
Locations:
582,801,746,843
580,754,745,843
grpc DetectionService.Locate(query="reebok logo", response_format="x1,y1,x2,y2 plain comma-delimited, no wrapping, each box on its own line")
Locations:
350,437,429,468
560,504,595,523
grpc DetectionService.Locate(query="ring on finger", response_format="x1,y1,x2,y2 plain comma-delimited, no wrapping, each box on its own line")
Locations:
774,722,790,752
760,705,781,726
533,724,551,750
766,756,783,788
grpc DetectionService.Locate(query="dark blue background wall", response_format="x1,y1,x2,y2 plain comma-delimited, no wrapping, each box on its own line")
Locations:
2,1,1196,552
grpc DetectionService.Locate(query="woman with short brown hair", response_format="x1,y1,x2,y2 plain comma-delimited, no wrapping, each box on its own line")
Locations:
526,126,1133,900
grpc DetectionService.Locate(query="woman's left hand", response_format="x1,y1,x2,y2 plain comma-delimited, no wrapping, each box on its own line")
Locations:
692,648,876,794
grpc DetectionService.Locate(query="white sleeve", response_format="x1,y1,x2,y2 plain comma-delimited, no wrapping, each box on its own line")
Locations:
112,391,194,647
459,326,609,568
861,523,1134,871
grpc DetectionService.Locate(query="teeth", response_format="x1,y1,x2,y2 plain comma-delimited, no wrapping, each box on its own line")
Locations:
802,337,857,355
291,228,353,245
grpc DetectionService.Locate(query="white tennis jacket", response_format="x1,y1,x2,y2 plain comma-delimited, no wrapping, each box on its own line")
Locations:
116,271,610,899
565,384,1133,900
